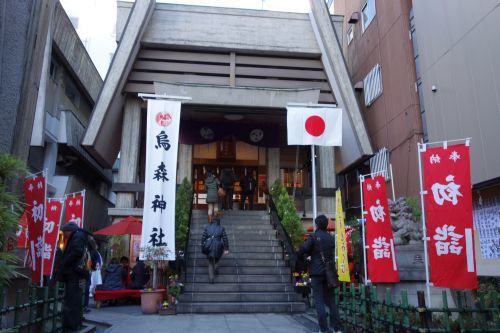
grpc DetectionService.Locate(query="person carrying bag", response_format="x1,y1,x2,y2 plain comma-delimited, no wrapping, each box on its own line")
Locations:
201,216,229,284
297,215,343,333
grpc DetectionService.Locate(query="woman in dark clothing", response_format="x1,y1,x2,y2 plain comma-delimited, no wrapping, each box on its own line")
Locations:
205,170,220,222
201,216,229,284
127,258,149,289
297,215,343,333
102,258,127,290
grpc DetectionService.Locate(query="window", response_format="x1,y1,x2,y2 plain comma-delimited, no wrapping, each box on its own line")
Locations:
369,147,390,180
361,0,376,32
347,26,354,45
363,64,383,106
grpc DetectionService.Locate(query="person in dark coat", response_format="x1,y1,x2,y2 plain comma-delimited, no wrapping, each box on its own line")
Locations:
240,173,257,210
127,258,149,289
102,258,127,290
201,216,229,284
297,215,343,333
56,222,88,332
205,170,220,221
220,169,235,210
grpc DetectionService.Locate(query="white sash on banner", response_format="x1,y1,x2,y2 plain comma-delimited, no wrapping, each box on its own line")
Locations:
140,99,181,261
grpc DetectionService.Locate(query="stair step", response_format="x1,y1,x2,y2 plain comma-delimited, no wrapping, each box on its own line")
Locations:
187,266,290,275
186,258,287,267
190,240,281,247
183,283,295,293
185,274,291,283
177,301,306,314
189,225,274,232
178,292,303,303
187,245,282,253
190,234,278,241
188,252,284,260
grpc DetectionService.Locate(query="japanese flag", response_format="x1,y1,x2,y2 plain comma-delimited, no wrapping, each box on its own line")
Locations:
287,106,342,146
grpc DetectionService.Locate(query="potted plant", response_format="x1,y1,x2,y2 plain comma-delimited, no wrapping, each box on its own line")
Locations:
140,246,170,314
157,300,176,315
167,274,183,305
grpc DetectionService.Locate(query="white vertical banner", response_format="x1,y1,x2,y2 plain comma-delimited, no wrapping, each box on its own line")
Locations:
140,99,181,261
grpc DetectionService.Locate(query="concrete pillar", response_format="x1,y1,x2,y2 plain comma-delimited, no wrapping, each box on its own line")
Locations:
267,148,280,187
116,97,141,208
177,144,192,184
318,146,336,215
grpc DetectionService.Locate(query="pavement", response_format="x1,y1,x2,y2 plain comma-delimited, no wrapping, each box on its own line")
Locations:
83,303,319,333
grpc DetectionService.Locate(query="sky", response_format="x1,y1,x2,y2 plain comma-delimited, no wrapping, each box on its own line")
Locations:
60,0,312,78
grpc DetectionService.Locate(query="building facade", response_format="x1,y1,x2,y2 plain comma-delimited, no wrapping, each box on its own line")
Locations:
333,0,423,214
82,0,374,223
0,0,112,233
411,0,500,275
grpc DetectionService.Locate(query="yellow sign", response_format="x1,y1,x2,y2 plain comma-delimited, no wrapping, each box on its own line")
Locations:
335,190,350,282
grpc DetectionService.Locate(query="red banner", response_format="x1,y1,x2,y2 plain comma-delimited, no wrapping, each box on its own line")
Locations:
422,143,477,289
64,192,85,228
23,175,46,284
17,212,28,248
363,175,400,282
44,199,63,277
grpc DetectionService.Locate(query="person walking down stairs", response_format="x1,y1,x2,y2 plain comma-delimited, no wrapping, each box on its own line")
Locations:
201,216,229,284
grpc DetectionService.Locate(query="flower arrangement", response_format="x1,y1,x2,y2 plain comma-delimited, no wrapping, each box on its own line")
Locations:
157,300,176,315
141,246,172,290
167,274,183,304
294,271,311,287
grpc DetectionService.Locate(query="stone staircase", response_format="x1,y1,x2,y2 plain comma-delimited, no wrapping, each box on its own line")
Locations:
177,210,306,314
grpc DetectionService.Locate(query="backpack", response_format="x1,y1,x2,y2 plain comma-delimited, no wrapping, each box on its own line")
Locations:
201,233,223,259
76,233,92,276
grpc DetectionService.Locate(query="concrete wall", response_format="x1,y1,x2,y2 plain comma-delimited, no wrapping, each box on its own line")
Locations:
0,0,36,153
118,2,319,55
117,2,344,57
412,0,500,186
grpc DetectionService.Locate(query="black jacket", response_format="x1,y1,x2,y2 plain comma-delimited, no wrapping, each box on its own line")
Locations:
102,264,127,290
57,229,88,281
201,221,229,259
297,230,335,276
128,261,149,289
241,175,257,193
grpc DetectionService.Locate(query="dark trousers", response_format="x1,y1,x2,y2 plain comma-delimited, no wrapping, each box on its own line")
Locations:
84,277,90,307
240,191,254,210
311,276,342,332
63,278,83,332
223,188,234,210
207,257,220,282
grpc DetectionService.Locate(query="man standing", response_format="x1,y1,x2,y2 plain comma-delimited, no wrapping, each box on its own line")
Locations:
297,215,343,333
220,169,235,210
56,222,88,332
240,173,257,210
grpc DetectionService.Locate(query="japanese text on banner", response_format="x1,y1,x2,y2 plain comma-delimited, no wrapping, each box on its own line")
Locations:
140,100,181,261
422,143,477,289
363,175,399,283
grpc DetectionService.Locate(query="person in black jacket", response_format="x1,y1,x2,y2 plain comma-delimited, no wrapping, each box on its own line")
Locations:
102,258,127,290
240,173,257,210
201,216,229,284
57,222,88,332
127,258,149,289
220,169,235,210
297,215,343,333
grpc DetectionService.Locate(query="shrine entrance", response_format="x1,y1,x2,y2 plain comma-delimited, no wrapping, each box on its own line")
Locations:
191,138,267,210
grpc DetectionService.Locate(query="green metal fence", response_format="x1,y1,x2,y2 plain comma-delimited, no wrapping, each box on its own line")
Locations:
333,283,500,333
0,283,65,333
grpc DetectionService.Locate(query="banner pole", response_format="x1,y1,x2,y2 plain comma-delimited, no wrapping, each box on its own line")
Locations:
417,143,432,307
81,190,86,229
50,198,64,279
360,175,368,284
311,145,317,227
40,168,47,286
389,163,396,201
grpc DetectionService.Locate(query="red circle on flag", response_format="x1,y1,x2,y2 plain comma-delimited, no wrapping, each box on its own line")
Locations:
305,115,325,137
